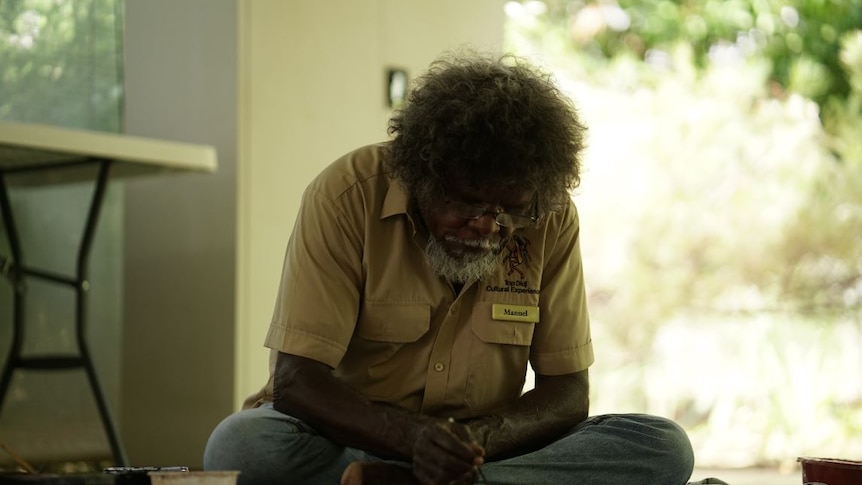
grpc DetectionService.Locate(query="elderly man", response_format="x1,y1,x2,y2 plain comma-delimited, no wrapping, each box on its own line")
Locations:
204,51,695,485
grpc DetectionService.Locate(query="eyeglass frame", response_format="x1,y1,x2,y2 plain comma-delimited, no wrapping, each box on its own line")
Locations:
438,195,540,229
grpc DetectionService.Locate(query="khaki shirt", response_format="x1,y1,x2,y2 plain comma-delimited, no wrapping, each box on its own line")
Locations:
246,143,593,418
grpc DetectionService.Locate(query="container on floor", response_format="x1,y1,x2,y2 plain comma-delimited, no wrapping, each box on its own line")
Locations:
798,457,862,485
147,472,239,485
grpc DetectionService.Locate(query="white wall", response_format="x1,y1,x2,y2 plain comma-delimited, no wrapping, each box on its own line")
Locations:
124,0,505,467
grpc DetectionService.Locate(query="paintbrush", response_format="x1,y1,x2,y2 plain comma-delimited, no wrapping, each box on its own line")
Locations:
448,417,491,485
0,441,37,474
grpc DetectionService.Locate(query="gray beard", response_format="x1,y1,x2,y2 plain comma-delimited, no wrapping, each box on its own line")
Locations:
424,235,501,283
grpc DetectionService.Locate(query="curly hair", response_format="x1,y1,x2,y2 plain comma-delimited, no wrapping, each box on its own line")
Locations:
386,51,587,217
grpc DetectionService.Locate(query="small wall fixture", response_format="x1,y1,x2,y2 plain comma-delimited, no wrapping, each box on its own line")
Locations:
387,68,408,108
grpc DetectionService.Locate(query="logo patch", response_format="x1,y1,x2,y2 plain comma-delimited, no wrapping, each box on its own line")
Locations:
505,234,531,279
484,235,541,295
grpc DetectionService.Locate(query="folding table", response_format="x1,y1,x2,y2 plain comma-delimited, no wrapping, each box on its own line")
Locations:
0,121,217,465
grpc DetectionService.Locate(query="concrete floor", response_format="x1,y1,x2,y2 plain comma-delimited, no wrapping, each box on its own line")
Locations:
691,467,800,485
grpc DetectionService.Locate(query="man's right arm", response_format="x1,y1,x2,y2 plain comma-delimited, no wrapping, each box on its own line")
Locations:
273,352,416,459
272,352,483,484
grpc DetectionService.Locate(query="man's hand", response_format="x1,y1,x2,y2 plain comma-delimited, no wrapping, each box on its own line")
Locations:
340,419,484,485
275,353,484,484
411,419,484,485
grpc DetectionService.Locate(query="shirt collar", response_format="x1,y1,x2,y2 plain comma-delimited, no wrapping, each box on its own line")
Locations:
381,177,410,219
381,177,429,239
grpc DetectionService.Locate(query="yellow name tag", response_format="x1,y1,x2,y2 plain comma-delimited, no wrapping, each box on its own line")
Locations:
492,304,539,323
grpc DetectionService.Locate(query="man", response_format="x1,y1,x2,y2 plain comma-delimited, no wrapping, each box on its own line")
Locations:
204,51,695,485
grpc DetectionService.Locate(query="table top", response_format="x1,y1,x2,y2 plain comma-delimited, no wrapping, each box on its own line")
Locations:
0,121,217,186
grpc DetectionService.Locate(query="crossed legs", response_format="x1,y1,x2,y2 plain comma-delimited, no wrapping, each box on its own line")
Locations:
204,405,694,485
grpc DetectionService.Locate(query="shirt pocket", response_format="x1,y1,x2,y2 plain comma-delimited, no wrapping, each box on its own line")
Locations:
464,301,536,411
356,302,430,342
338,302,431,400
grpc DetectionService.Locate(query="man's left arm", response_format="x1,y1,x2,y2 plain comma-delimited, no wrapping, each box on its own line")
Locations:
465,369,589,460
465,200,591,460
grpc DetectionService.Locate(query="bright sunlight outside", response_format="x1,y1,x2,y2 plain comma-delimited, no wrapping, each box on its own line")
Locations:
504,0,862,476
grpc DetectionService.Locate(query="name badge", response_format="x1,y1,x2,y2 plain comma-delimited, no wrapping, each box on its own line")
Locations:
492,304,540,323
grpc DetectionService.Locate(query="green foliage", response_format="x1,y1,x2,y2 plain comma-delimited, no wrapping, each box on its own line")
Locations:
0,0,123,131
509,0,862,113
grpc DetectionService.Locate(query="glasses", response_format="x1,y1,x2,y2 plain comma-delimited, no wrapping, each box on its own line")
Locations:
441,198,538,229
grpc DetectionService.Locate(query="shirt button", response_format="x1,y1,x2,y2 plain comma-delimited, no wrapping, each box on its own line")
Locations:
434,362,445,372
450,305,458,314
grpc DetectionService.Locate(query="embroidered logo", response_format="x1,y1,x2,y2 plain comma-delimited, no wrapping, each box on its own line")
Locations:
485,235,540,295
505,234,531,280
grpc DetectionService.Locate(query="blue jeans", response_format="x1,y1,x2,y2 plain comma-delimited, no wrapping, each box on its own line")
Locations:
203,404,695,485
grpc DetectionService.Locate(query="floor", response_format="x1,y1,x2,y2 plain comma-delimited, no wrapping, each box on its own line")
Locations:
691,467,800,485
0,458,804,484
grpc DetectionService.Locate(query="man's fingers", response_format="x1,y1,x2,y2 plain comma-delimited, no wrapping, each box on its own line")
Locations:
340,462,364,485
427,422,483,463
410,420,488,485
447,419,486,459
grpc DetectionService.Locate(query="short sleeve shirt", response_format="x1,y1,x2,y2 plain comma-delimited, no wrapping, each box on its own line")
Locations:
247,143,594,419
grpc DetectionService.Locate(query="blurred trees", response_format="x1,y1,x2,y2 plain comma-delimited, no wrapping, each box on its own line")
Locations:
506,0,862,340
505,0,862,466
512,0,862,116
0,0,123,131
784,31,862,318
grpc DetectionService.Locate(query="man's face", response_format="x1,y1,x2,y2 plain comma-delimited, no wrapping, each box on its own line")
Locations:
420,183,534,282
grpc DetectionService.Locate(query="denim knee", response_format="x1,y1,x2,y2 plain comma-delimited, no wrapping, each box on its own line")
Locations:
204,410,260,470
650,415,696,480
590,414,695,483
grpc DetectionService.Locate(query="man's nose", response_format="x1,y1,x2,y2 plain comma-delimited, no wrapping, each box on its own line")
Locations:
467,212,501,235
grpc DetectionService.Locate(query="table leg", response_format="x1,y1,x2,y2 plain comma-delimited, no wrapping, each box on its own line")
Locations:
0,172,24,424
0,160,129,466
